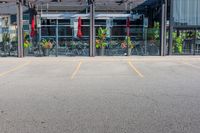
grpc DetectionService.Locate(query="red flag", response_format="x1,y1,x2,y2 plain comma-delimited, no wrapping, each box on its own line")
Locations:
77,17,83,38
126,17,130,36
31,16,35,37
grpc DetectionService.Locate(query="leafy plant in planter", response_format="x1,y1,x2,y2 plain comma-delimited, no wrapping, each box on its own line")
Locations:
175,36,183,54
23,40,31,56
23,33,32,56
148,22,160,45
96,27,108,56
185,31,195,40
121,36,135,56
196,31,200,49
172,32,185,54
41,39,52,49
2,33,10,56
41,39,53,56
70,41,77,49
23,40,31,48
126,36,134,48
196,31,200,39
2,33,10,43
96,39,107,49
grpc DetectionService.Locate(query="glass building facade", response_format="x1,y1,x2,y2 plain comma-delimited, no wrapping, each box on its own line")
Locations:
39,14,160,56
1,0,200,57
39,15,161,56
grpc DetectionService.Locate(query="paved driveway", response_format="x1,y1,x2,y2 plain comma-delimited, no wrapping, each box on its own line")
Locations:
0,56,200,133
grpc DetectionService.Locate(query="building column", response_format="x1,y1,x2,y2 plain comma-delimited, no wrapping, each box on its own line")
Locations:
89,2,95,57
17,1,24,57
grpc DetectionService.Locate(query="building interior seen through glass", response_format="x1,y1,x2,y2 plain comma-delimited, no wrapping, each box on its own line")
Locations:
172,29,200,55
0,0,167,57
40,15,161,56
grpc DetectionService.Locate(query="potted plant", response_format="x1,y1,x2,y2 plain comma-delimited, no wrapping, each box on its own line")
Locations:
196,31,200,45
196,31,200,40
148,22,160,45
2,33,10,44
121,36,134,56
23,33,31,56
96,27,108,56
185,31,195,40
23,40,31,56
41,39,53,56
175,36,183,54
126,36,135,56
172,32,184,54
2,33,10,56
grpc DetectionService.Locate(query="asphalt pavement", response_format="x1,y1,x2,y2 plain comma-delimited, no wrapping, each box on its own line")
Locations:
0,56,200,133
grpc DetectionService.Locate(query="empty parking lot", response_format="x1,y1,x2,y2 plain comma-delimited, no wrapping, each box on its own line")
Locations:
0,56,200,133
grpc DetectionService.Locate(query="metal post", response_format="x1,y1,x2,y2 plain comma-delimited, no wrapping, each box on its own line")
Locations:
17,1,23,57
164,0,167,55
56,19,58,57
143,16,147,55
92,4,95,56
144,27,148,55
161,1,164,56
38,27,42,56
89,2,95,56
161,0,167,56
38,11,42,56
194,28,197,55
38,15,41,42
168,0,174,55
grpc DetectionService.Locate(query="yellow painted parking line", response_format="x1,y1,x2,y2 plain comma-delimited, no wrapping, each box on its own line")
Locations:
128,61,144,78
70,61,82,80
180,61,200,70
0,61,31,78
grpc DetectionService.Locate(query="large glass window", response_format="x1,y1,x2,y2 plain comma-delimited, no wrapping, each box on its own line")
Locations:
40,18,90,56
58,19,70,25
146,26,160,56
82,26,90,37
58,26,72,36
41,26,56,36
39,14,161,56
172,29,200,55
98,18,161,56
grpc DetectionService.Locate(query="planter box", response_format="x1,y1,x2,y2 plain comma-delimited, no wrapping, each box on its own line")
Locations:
96,48,105,56
128,48,132,56
43,49,50,56
24,48,29,56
